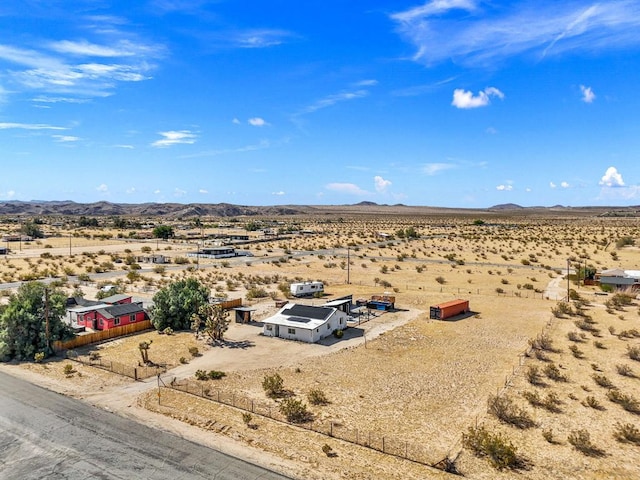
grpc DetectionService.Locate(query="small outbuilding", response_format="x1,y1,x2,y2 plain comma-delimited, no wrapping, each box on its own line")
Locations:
430,299,470,320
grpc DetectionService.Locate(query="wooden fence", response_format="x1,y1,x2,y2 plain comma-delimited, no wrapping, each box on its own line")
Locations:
53,320,154,351
167,379,442,469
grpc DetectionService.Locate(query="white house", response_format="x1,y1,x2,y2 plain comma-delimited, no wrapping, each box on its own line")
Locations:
262,303,348,343
599,269,640,290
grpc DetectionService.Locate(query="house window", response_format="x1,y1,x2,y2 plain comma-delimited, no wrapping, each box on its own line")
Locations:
327,324,331,330
266,325,272,331
99,319,103,327
288,328,295,334
114,318,120,326
130,314,136,323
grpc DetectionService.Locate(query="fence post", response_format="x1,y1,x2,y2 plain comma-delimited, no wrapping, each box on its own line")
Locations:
251,400,254,412
134,367,138,381
201,384,204,397
382,437,385,453
330,422,333,437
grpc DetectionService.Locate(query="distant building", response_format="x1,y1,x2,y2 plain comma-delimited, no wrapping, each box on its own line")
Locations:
598,269,640,291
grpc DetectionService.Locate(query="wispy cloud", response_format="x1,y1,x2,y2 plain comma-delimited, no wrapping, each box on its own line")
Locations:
297,89,369,115
180,139,271,159
52,135,79,142
325,182,370,196
151,130,197,148
599,166,625,187
0,122,66,130
174,188,187,197
423,162,457,175
0,17,163,102
452,87,504,109
228,29,296,49
580,85,596,103
496,184,513,191
391,76,457,97
96,183,109,193
272,191,285,196
391,1,640,67
199,189,208,194
0,190,16,199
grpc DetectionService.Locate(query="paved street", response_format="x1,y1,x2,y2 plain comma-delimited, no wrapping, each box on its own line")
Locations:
0,370,290,480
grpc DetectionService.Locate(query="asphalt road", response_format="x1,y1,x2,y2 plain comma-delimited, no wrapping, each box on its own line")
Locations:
0,370,291,480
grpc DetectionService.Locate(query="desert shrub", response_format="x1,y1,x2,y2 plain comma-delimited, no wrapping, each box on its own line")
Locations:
173,256,189,264
435,276,446,284
582,396,605,410
523,391,562,413
592,374,615,389
616,364,637,378
333,329,344,339
593,341,606,349
195,369,208,381
322,444,334,456
262,373,285,398
63,364,75,375
308,389,329,406
544,364,568,382
567,331,585,342
607,389,640,414
613,422,640,445
628,345,640,361
242,412,253,427
551,301,572,318
34,352,45,363
162,327,174,335
568,429,606,456
529,333,556,352
569,344,585,359
279,398,311,423
188,346,199,357
487,395,536,429
208,370,225,380
542,428,559,444
463,425,524,470
525,365,545,386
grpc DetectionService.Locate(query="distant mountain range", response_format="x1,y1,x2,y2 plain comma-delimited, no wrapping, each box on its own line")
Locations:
0,200,637,218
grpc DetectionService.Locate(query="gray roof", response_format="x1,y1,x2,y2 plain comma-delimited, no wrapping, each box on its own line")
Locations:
101,294,132,304
283,304,333,321
99,303,146,319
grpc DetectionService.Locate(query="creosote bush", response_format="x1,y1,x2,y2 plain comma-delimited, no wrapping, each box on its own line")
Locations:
613,422,640,445
262,372,285,398
592,374,616,389
567,429,606,457
488,395,536,429
607,389,640,414
278,398,311,423
463,425,525,470
616,364,637,378
544,363,568,382
307,388,329,406
525,365,545,386
628,345,640,362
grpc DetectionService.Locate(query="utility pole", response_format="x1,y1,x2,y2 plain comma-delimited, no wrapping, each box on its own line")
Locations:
347,246,350,285
567,259,570,301
69,234,72,256
44,287,51,354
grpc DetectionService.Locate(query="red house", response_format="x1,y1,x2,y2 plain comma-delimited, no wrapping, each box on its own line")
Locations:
77,303,148,331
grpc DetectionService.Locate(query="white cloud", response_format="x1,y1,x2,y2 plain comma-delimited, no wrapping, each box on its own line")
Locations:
52,135,79,142
126,187,136,194
199,189,208,194
354,79,379,87
452,87,504,109
272,191,285,196
0,122,66,130
550,182,557,188
390,1,640,67
231,29,295,48
325,183,369,196
0,190,16,199
151,130,197,147
154,189,161,194
96,183,108,193
232,118,241,124
561,181,570,188
174,188,187,197
599,166,625,187
113,144,134,149
580,85,596,103
374,176,392,193
248,117,268,127
496,184,513,191
423,162,456,175
525,187,532,192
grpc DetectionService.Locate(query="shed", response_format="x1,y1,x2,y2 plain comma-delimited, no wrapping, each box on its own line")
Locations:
430,299,470,320
0,247,7,255
233,307,256,323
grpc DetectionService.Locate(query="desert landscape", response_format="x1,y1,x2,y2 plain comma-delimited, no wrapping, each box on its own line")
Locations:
1,202,640,479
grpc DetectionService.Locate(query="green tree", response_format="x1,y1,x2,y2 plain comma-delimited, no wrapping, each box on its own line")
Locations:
0,282,73,361
150,278,209,331
152,225,174,240
20,222,44,239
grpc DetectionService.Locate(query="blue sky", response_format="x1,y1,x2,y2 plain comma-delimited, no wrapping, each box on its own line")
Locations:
1,0,640,208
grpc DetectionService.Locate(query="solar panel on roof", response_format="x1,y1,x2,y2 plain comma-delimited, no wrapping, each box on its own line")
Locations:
288,317,311,323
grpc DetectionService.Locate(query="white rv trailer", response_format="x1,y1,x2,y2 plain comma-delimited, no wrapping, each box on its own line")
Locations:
290,281,324,297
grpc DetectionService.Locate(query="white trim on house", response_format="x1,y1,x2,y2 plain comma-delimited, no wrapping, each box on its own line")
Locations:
262,303,348,343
